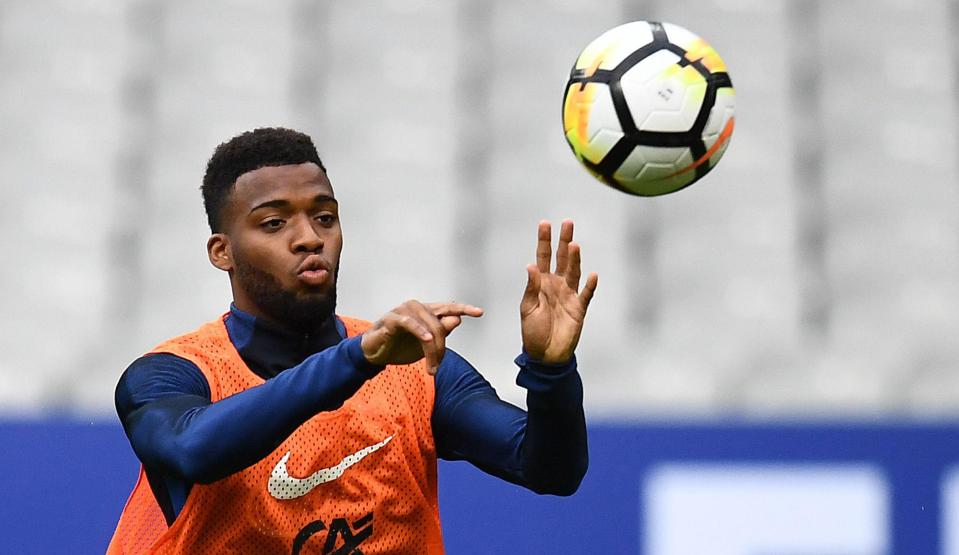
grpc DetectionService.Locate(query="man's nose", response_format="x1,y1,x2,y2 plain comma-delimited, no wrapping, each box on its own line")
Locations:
291,217,324,252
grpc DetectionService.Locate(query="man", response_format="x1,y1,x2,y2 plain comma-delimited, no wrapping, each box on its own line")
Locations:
108,127,599,554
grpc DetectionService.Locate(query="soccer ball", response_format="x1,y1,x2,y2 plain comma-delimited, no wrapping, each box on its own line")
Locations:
562,21,735,196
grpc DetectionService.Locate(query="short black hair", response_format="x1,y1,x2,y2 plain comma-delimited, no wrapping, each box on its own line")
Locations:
202,127,327,232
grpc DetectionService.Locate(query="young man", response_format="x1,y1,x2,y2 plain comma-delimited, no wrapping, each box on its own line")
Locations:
108,127,599,554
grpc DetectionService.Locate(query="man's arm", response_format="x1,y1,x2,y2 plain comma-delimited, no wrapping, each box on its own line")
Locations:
115,336,381,485
431,349,587,496
117,300,485,486
431,219,598,495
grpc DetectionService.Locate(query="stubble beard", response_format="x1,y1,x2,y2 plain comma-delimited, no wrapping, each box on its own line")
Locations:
233,255,338,333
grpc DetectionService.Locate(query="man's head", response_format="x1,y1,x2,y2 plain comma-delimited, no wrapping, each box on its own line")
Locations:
203,128,342,332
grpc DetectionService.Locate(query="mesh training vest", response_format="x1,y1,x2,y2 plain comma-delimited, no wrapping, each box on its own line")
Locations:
107,314,443,554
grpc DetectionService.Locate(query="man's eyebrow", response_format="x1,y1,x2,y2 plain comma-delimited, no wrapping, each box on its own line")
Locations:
249,199,290,214
249,195,337,214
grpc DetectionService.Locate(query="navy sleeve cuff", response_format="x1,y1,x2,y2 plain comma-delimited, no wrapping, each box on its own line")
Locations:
343,335,385,378
514,351,583,408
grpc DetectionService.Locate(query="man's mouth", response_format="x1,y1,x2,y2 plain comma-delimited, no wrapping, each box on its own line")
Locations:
296,255,331,286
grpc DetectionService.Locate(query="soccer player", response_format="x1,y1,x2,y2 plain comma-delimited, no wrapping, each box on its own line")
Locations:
108,127,599,554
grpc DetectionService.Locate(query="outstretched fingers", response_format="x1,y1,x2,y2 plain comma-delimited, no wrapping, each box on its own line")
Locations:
566,241,582,291
536,220,552,273
555,219,574,275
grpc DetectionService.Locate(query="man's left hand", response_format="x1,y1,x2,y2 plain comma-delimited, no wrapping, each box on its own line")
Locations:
520,219,598,364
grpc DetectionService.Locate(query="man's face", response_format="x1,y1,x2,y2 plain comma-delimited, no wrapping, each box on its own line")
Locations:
209,162,342,331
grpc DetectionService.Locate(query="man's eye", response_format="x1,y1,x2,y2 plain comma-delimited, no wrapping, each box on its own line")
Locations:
317,214,337,225
261,219,285,230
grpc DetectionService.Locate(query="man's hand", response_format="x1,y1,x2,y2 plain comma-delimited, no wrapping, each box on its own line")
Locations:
361,301,484,375
521,220,598,364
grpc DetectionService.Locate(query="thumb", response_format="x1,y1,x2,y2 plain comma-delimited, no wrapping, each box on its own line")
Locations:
520,264,541,314
360,323,389,363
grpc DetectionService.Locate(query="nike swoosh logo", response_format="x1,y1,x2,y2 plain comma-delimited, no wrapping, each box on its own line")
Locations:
268,435,394,500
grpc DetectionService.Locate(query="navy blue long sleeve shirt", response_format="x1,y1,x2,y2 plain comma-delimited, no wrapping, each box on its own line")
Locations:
115,305,588,524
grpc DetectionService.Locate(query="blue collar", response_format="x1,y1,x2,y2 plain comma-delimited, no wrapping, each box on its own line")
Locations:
224,304,346,379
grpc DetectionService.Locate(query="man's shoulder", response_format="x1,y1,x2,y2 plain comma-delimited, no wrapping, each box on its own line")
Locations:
116,352,210,415
123,352,203,381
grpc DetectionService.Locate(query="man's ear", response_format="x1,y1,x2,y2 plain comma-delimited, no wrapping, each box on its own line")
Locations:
207,233,234,272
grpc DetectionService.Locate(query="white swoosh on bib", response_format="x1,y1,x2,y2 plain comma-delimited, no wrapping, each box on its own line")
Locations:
268,435,394,500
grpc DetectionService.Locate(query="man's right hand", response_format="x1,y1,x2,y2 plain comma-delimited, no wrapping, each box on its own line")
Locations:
360,301,484,375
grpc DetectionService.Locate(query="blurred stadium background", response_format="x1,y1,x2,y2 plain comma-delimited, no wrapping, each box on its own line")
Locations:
2,0,958,552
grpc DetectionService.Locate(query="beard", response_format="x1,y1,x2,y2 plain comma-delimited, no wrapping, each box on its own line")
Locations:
233,255,338,333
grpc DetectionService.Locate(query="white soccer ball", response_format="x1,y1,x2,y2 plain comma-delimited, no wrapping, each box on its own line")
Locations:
562,21,735,196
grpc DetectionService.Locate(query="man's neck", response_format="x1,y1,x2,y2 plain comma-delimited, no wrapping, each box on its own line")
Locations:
225,304,345,379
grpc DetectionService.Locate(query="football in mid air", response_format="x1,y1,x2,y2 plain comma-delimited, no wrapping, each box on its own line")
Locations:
562,21,735,196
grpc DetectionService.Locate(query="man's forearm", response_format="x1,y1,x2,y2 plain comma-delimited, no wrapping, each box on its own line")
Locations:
516,353,588,495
